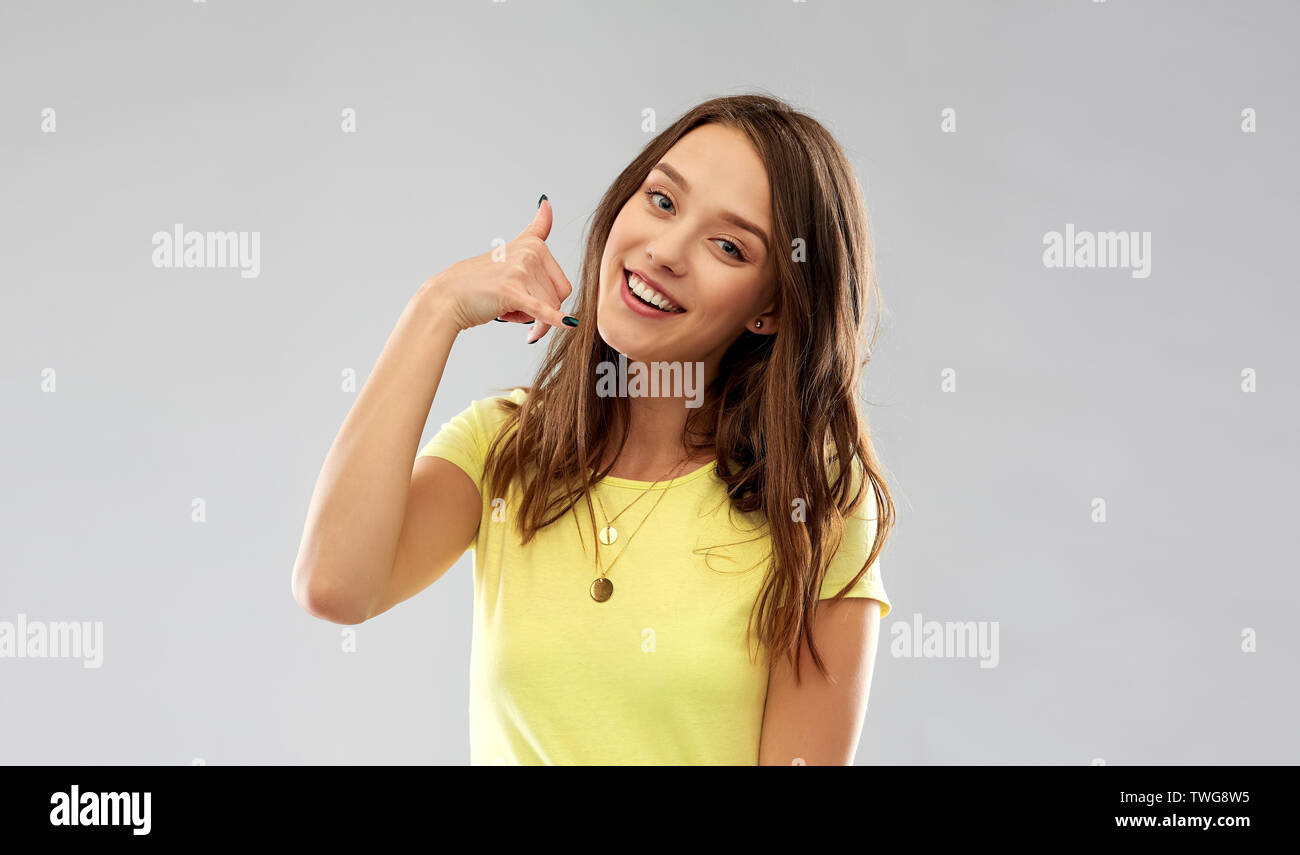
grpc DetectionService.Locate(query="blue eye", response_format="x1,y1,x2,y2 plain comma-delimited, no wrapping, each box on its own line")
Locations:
715,239,744,260
646,189,673,212
643,188,749,262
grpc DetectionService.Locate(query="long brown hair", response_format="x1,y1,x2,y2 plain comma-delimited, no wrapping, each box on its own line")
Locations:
482,93,895,684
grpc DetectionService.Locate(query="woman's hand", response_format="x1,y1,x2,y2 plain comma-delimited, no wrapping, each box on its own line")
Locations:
423,198,576,343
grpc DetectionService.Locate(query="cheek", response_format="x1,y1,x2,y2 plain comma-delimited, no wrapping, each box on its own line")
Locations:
603,219,629,263
601,222,627,270
707,279,761,319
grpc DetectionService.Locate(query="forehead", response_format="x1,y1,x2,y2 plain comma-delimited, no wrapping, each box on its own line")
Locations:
654,124,771,231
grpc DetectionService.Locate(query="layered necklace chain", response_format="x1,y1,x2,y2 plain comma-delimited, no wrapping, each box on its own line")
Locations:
588,455,694,602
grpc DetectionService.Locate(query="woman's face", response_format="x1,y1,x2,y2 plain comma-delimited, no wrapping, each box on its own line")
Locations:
596,123,778,366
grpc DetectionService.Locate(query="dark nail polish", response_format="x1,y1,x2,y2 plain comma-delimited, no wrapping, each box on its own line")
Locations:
524,320,535,324
537,194,548,208
528,336,540,344
493,318,507,323
562,315,579,327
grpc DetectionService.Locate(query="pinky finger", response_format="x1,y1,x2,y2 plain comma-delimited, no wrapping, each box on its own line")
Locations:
516,297,575,343
525,319,551,344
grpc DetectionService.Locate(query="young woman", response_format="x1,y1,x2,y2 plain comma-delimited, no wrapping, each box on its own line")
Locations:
292,94,897,766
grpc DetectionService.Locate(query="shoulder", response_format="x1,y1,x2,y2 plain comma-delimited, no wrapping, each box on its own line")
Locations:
469,386,528,425
471,386,529,451
824,448,871,497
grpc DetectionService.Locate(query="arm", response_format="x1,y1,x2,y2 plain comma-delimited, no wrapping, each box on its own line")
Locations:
290,280,466,625
758,597,884,765
291,199,575,625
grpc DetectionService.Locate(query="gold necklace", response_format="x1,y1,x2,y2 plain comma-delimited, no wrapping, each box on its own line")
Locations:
589,456,693,602
594,477,658,546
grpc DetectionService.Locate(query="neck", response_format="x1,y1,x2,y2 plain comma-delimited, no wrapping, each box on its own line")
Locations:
595,348,732,481
598,395,714,482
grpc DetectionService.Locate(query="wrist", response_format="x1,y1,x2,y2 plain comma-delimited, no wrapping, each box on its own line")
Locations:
410,275,468,336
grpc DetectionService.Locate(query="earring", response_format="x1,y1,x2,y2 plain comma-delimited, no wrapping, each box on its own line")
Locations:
754,320,763,329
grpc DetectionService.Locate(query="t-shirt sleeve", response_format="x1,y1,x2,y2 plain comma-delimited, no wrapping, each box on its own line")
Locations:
417,399,489,487
416,388,522,490
818,457,892,618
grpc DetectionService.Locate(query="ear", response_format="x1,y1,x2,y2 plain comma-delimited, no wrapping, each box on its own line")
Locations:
749,303,779,336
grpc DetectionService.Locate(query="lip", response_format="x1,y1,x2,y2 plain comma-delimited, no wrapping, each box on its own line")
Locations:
625,267,685,310
620,268,686,319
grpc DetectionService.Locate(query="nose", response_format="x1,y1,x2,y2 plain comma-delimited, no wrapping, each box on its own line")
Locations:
645,228,689,275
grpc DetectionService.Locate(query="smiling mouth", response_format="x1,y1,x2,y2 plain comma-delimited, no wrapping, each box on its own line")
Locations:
624,269,685,313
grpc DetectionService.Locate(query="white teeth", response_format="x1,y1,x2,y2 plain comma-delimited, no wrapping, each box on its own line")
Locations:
627,272,682,312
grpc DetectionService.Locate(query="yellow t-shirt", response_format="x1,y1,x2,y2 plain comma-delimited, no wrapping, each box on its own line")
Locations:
417,388,892,765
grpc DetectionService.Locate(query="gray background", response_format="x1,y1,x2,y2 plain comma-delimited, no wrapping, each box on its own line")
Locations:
2,0,1296,764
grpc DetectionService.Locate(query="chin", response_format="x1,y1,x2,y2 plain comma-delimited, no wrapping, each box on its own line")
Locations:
595,319,657,364
596,283,688,363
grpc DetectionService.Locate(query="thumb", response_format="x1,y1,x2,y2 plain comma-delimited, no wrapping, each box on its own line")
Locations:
517,194,552,242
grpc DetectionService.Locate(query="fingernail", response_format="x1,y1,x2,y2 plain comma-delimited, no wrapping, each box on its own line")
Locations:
537,194,548,208
562,315,579,327
524,320,535,324
493,318,507,323
528,337,540,344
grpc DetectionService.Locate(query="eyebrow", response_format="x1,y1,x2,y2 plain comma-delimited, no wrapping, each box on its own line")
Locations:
651,161,770,255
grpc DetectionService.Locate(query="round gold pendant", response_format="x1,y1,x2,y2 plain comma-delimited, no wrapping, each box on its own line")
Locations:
598,525,618,545
590,577,613,602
